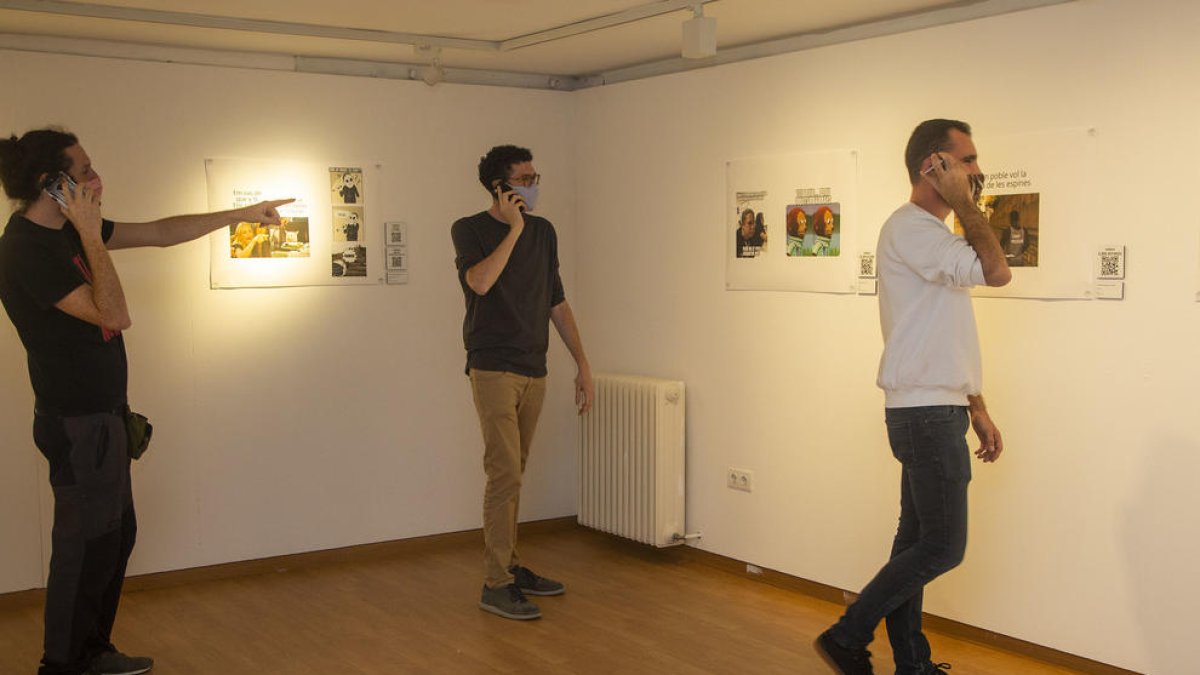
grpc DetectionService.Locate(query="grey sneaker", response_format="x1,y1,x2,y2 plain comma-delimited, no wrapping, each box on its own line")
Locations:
479,583,541,620
89,650,154,675
510,565,565,596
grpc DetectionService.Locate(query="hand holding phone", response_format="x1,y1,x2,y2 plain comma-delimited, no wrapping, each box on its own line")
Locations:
921,153,948,176
42,172,78,208
922,153,982,208
497,181,526,212
47,172,103,238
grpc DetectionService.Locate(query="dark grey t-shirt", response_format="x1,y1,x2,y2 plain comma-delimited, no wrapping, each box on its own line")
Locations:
451,210,565,377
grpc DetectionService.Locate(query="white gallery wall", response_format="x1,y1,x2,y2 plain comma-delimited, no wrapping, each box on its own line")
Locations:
574,1,1197,673
0,0,1197,673
0,53,583,591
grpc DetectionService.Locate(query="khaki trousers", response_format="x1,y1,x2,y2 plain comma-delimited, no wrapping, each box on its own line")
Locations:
469,369,547,589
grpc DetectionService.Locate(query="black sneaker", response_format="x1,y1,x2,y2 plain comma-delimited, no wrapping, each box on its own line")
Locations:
814,629,873,674
88,649,153,675
924,663,952,673
479,583,541,620
510,565,565,596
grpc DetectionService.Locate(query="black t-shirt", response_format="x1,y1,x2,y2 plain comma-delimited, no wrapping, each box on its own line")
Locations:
0,213,128,414
451,211,565,377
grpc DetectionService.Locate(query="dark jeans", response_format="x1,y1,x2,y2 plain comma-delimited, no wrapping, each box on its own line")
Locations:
33,411,137,675
832,405,971,675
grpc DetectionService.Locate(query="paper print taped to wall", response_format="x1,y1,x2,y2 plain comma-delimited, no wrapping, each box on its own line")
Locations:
207,158,382,288
944,127,1096,299
228,216,310,259
726,150,858,293
333,245,367,277
332,207,364,242
786,202,841,257
331,167,364,205
955,194,1039,268
734,191,769,258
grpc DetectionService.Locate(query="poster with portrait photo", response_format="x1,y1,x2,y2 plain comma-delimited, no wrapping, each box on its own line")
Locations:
332,207,364,242
786,202,841,258
332,244,367,278
734,192,768,258
207,158,383,288
330,167,363,205
726,150,858,293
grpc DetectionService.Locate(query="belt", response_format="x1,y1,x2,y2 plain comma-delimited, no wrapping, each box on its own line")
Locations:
34,401,128,417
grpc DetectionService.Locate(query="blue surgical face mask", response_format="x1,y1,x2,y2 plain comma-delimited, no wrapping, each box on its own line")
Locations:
513,184,539,212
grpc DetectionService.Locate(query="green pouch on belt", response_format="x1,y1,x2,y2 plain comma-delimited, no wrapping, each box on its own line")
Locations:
124,408,153,460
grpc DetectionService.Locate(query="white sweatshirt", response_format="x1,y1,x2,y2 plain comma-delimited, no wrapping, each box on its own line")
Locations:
876,202,986,408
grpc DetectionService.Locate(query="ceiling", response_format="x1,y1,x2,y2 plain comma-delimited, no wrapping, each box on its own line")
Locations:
0,0,1071,89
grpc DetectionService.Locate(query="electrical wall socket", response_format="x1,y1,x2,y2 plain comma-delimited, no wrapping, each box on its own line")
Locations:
727,468,754,492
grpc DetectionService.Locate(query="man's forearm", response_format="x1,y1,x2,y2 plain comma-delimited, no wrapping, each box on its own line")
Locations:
151,208,248,246
550,301,590,371
954,203,1011,286
465,227,521,295
80,236,131,330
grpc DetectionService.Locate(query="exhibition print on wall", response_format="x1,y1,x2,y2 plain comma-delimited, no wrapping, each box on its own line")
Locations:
228,216,310,259
952,127,1096,299
206,159,382,288
331,167,363,205
786,202,841,258
726,150,858,293
955,193,1039,268
734,191,768,259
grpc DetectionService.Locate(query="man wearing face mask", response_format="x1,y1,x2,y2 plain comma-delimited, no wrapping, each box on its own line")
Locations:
0,127,290,675
814,119,1010,675
451,144,594,621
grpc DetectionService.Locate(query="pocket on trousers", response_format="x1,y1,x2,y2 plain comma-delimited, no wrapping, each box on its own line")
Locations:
885,418,916,465
62,414,125,489
913,408,971,482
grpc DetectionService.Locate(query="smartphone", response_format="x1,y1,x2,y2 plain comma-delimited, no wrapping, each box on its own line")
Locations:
921,155,948,175
495,180,526,212
43,172,78,208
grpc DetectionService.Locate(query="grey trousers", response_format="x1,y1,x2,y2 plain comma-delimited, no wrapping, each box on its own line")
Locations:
33,411,136,675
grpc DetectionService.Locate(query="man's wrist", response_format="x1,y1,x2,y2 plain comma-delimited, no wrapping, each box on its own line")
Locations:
951,198,982,219
79,229,106,246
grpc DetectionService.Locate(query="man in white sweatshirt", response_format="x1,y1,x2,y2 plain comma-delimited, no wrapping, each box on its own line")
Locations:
815,119,1011,675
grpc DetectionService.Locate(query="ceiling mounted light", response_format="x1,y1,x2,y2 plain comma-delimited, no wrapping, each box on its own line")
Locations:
414,44,444,86
681,4,716,59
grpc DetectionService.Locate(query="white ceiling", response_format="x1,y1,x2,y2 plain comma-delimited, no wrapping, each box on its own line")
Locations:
0,0,1071,88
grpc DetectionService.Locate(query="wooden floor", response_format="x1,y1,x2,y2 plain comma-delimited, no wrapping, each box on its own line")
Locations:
0,522,1098,674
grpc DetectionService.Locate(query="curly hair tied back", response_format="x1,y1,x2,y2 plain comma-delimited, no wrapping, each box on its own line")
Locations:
0,127,78,207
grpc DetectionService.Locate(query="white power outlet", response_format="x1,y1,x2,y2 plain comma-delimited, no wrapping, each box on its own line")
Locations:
727,468,754,492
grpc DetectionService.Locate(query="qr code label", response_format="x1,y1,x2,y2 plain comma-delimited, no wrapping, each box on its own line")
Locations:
858,251,876,278
1095,246,1125,279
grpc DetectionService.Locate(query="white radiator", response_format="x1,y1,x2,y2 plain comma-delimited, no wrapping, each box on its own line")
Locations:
578,373,686,547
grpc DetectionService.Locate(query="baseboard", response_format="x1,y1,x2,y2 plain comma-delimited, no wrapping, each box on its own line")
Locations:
0,516,576,610
674,542,1139,675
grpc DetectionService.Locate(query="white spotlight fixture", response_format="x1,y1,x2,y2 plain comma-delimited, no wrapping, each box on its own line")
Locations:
414,44,444,86
681,4,716,59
